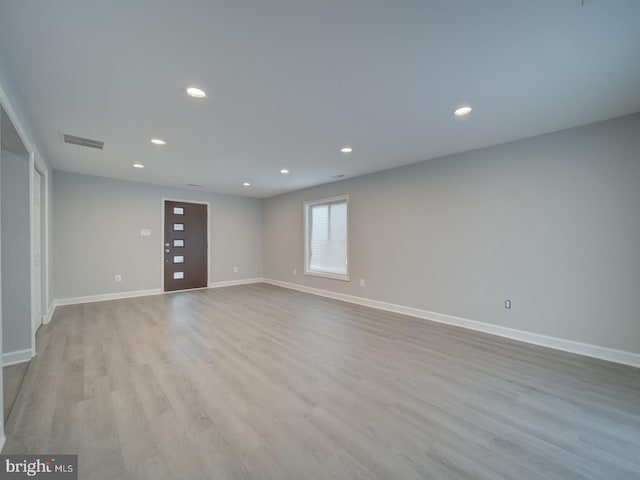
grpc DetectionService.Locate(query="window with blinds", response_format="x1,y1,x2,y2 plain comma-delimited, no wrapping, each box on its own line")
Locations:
304,195,349,280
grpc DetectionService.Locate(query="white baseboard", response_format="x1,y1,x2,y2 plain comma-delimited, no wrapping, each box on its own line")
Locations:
3,348,33,367
52,278,265,309
43,302,56,324
264,278,640,368
209,278,264,289
54,288,164,307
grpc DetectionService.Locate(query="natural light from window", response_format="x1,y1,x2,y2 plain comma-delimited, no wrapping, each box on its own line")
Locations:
304,195,349,280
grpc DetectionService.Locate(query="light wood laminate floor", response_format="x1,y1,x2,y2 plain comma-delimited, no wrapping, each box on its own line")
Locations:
3,362,29,422
4,284,640,479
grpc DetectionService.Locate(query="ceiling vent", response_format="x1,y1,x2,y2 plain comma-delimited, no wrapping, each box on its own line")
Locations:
62,133,104,149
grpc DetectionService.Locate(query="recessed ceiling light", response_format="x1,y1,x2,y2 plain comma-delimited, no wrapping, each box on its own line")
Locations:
150,138,167,145
340,146,353,154
280,168,290,174
454,106,472,116
186,87,206,98
242,182,251,186
133,163,144,169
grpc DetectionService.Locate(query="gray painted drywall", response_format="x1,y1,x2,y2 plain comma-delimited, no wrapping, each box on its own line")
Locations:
1,45,54,318
1,46,53,444
53,172,263,299
1,149,31,355
263,113,640,354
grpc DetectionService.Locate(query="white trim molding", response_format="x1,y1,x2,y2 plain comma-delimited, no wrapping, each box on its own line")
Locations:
208,278,264,289
52,279,265,309
3,348,33,367
44,302,56,324
264,278,640,368
55,288,164,307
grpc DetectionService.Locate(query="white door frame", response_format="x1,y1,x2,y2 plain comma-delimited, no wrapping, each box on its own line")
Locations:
30,166,47,357
0,89,50,360
29,144,50,356
0,83,51,446
160,198,211,291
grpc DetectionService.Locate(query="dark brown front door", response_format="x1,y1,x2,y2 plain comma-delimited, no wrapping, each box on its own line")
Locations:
164,201,208,291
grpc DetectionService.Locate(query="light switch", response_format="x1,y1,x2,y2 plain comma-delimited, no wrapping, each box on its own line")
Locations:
140,229,151,236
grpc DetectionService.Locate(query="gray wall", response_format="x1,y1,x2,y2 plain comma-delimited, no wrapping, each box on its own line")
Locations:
1,150,31,354
0,46,54,318
1,45,53,444
263,113,640,354
53,172,263,299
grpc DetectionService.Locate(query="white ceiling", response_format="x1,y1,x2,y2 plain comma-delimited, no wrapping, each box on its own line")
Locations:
0,0,639,198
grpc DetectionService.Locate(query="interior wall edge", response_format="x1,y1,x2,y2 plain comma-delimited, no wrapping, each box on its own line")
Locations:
264,278,640,369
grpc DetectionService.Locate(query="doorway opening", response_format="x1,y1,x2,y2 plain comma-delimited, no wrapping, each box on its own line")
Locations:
1,105,31,425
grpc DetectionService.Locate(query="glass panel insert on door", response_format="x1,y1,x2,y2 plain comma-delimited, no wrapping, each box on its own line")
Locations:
164,200,208,291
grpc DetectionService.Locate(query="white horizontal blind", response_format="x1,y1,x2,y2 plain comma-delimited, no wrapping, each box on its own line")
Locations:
308,198,348,276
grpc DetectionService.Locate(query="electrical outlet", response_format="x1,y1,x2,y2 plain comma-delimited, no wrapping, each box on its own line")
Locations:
360,279,365,287
233,266,239,273
115,274,122,283
504,299,512,309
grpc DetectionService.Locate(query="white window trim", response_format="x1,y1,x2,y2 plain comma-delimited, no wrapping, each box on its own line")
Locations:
303,194,350,281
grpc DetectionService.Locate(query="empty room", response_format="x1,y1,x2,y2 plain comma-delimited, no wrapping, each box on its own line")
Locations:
0,1,638,479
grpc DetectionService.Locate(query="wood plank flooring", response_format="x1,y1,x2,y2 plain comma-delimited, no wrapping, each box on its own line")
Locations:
3,362,29,422
4,284,640,479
